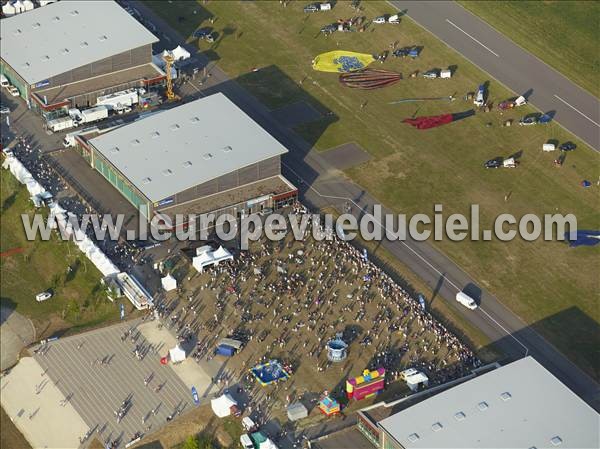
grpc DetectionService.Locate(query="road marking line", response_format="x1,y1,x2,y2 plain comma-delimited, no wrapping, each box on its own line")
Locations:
479,308,529,356
446,19,500,57
554,94,600,127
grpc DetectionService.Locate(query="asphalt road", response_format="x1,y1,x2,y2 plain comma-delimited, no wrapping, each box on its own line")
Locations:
389,0,600,151
124,1,600,411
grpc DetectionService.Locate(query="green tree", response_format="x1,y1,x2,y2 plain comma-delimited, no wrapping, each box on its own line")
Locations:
182,436,200,449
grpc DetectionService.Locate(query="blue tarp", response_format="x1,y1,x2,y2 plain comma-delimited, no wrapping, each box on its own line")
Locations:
564,230,600,247
216,344,236,357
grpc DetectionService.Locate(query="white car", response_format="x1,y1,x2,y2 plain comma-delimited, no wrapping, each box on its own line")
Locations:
373,16,387,24
36,291,52,302
456,292,477,310
240,434,253,449
0,106,9,115
7,85,20,97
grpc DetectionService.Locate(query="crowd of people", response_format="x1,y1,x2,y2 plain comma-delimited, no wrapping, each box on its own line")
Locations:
150,202,480,439
5,131,480,446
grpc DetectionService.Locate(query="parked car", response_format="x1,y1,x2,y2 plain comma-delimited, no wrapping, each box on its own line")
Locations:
422,70,438,79
0,105,9,115
193,27,213,39
484,158,503,169
559,141,576,151
320,24,337,34
373,16,387,24
206,32,217,43
303,3,319,13
519,115,538,126
473,84,485,106
7,86,19,97
36,291,52,302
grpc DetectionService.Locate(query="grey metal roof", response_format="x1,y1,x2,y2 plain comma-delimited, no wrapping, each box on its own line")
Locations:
89,93,288,202
0,1,158,85
378,357,599,449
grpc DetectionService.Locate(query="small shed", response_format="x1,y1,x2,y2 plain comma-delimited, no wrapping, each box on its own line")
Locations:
287,402,308,421
161,274,177,292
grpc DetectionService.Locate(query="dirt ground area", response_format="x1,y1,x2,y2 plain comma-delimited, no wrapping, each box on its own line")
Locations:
155,208,478,432
0,356,88,449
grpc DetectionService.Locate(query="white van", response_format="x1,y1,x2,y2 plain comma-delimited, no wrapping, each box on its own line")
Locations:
456,291,477,310
242,416,258,433
0,74,9,88
36,291,52,302
240,434,253,449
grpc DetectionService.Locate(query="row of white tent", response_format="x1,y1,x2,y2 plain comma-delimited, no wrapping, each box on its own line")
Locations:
192,245,233,272
151,46,191,79
2,152,120,277
2,0,55,16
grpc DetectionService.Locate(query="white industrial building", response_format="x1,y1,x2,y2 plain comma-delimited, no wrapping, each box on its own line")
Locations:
77,93,297,223
357,357,599,449
0,0,165,120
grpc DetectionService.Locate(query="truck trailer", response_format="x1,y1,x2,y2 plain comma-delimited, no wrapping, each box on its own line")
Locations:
80,105,109,124
47,116,76,133
96,88,141,110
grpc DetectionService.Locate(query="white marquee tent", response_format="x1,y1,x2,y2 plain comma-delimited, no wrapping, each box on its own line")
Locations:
161,274,177,292
169,345,186,363
211,393,237,418
192,246,233,272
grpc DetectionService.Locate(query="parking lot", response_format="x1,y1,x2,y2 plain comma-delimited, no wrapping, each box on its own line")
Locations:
33,320,193,448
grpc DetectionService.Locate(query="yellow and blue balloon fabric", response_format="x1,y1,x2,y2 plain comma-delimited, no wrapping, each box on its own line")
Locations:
312,51,375,73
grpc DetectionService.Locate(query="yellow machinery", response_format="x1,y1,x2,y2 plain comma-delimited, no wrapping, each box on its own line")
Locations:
162,53,180,102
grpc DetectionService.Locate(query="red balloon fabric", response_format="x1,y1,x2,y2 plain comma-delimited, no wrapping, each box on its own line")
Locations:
402,114,454,129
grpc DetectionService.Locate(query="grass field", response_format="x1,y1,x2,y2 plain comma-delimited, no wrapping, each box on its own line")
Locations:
458,1,600,98
0,172,122,337
146,1,600,379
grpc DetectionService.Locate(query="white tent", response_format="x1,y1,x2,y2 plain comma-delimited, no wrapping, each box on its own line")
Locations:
151,54,178,79
161,274,177,292
192,246,233,272
22,0,34,11
3,153,120,278
12,0,25,13
169,345,186,363
258,439,279,449
211,393,237,418
213,246,234,264
287,402,308,421
2,2,16,15
171,45,191,61
405,372,429,392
